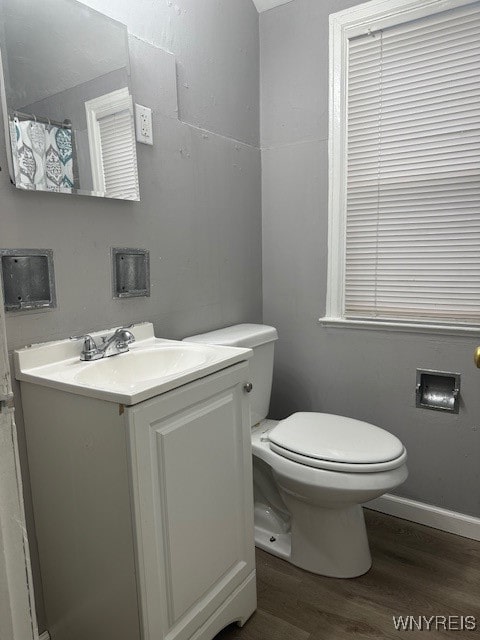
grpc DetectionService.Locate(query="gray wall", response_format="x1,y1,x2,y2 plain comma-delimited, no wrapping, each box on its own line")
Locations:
260,0,480,517
1,0,261,631
81,0,260,146
2,0,128,107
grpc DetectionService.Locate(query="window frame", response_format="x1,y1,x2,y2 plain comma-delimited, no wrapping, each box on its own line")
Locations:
322,0,480,336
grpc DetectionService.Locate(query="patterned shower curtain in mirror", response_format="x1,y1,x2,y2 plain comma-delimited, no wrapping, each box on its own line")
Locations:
9,117,75,192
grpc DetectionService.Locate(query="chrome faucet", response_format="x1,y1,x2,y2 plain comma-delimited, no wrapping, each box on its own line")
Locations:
79,327,135,361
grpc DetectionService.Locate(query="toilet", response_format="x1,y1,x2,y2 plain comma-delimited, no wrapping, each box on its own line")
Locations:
184,324,408,578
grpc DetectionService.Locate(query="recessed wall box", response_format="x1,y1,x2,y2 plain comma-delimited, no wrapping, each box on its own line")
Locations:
0,249,56,311
112,248,150,298
416,369,461,414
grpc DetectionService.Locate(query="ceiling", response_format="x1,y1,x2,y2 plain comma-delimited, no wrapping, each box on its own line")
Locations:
252,0,294,12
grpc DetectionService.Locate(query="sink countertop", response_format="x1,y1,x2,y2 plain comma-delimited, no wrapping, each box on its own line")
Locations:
14,322,252,405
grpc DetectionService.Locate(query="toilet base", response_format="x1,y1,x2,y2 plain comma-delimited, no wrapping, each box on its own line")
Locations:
254,524,291,561
254,501,372,578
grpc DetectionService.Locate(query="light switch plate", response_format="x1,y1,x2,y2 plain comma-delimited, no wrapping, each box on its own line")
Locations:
135,104,153,145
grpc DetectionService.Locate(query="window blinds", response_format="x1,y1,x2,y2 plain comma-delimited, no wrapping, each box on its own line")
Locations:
345,3,480,324
98,109,139,201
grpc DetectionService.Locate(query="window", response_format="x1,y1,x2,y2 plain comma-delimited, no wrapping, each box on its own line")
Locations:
85,88,139,201
325,0,480,332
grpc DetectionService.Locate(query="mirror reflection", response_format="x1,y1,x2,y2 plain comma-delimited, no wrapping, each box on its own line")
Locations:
0,0,140,200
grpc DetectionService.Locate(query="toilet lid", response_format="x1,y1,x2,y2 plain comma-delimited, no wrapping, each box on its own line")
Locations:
268,412,404,465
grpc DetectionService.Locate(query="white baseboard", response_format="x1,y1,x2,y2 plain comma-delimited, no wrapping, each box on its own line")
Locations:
366,494,480,542
39,632,50,640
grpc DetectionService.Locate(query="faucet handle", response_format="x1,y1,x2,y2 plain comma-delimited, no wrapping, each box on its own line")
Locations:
82,335,97,352
77,334,98,361
114,328,135,348
70,333,97,348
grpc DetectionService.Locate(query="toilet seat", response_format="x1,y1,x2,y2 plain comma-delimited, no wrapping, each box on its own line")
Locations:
268,412,407,473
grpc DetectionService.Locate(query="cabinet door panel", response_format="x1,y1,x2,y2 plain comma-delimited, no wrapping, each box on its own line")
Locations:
128,364,254,640
160,390,246,621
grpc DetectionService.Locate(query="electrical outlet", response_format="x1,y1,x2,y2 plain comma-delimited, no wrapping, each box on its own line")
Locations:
135,104,153,145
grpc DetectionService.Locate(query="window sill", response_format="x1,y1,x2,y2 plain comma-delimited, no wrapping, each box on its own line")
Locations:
318,317,480,337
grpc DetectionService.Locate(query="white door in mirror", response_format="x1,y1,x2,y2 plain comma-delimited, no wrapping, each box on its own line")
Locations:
135,104,153,145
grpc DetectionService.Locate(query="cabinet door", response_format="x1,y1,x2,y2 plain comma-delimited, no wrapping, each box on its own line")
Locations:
127,363,255,640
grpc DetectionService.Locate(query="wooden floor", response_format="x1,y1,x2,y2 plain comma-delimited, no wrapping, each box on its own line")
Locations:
215,509,480,639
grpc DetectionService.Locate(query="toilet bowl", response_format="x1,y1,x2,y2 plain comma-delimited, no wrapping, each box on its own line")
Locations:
183,324,408,578
252,416,407,577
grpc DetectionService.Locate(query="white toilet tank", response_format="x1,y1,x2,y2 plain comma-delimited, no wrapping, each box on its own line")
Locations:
183,324,278,427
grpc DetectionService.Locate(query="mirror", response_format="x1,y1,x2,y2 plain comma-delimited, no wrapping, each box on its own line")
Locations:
0,0,140,201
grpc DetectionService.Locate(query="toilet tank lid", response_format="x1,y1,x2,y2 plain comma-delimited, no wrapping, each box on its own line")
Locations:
183,324,278,349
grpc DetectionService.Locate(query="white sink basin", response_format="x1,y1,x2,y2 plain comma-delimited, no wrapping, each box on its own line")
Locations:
74,345,216,389
15,322,251,405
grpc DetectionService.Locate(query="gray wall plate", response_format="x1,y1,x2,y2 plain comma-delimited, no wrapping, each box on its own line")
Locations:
112,248,150,298
0,249,56,311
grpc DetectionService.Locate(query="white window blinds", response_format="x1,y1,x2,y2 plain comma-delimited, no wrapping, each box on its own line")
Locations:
345,3,480,324
98,109,139,201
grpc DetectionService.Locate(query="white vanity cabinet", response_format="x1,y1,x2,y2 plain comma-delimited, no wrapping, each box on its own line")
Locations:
20,359,256,640
127,362,256,640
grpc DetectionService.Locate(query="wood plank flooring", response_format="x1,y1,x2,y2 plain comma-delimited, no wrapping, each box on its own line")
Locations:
215,509,480,639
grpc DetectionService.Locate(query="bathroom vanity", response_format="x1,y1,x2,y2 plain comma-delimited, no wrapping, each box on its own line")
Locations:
15,323,256,640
